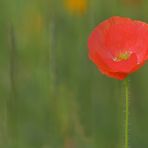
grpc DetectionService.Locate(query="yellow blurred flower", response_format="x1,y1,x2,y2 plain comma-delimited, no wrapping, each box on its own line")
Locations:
64,0,88,15
23,11,43,34
18,6,45,46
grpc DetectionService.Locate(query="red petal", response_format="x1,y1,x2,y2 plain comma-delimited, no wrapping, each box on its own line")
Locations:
98,68,128,80
106,53,138,73
89,47,128,80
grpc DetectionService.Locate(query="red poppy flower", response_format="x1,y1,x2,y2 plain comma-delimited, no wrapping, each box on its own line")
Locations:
88,16,148,80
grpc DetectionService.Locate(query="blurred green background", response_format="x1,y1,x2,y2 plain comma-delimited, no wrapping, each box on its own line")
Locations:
1,0,148,147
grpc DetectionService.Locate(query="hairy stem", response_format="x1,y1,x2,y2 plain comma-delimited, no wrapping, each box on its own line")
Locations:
124,79,129,148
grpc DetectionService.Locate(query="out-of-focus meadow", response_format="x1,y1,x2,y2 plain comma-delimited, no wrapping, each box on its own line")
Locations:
1,0,148,147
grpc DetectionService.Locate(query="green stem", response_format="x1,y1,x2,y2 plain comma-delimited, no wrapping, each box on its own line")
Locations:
124,79,129,148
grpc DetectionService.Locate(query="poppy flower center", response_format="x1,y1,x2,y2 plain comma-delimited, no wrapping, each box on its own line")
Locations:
113,51,131,62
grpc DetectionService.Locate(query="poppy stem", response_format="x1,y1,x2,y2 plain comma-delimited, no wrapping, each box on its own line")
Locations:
124,79,129,148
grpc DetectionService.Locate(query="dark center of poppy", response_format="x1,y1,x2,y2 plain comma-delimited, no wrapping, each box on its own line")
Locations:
113,51,131,62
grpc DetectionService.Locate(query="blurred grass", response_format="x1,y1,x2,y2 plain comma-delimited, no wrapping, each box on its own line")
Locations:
0,0,148,147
